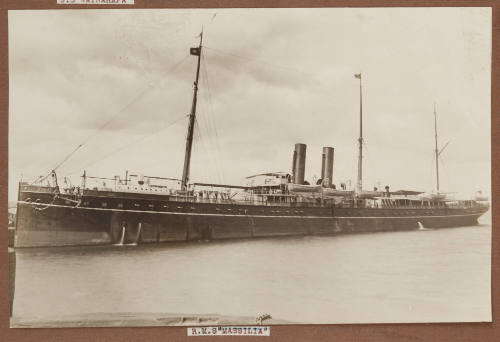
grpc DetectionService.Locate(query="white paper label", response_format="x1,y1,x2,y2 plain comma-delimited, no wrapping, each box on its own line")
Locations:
57,0,135,4
188,326,270,336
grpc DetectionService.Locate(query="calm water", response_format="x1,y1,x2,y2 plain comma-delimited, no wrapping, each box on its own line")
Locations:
13,220,491,325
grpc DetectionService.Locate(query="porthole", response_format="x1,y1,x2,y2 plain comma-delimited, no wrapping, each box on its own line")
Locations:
101,202,107,208
117,203,123,208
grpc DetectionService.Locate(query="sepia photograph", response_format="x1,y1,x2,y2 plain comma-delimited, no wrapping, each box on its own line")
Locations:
7,7,491,328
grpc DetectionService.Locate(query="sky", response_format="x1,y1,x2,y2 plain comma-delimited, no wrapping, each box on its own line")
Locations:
8,8,491,201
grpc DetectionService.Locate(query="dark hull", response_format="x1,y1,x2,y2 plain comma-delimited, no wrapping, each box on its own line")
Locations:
15,186,489,248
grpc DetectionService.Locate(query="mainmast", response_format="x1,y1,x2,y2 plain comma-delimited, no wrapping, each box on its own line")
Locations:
355,73,363,193
181,31,203,191
434,103,440,193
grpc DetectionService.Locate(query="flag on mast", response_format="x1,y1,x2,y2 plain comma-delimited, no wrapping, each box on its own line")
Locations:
190,47,200,56
354,73,361,79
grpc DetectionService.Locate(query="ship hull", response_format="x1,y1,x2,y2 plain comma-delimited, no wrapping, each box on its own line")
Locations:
15,186,488,247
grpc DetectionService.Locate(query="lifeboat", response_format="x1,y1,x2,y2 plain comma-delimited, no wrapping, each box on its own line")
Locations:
418,192,447,201
357,190,384,199
287,183,321,193
322,188,354,197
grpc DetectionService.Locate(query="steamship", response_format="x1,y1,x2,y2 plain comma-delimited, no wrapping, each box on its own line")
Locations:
14,33,489,247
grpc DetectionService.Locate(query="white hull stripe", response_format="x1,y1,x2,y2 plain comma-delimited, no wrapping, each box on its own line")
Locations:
17,201,483,220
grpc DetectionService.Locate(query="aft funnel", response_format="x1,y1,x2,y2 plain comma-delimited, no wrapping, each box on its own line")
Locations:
321,147,334,187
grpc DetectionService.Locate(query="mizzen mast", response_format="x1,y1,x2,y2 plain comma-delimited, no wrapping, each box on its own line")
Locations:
355,73,363,193
434,102,440,194
181,31,203,191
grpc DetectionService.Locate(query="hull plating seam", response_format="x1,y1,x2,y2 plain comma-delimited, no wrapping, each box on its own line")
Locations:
17,201,483,219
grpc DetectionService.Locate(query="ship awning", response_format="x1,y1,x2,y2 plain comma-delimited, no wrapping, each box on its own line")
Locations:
245,172,290,179
390,190,424,196
192,182,249,190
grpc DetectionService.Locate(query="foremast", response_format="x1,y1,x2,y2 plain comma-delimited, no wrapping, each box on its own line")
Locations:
181,31,203,191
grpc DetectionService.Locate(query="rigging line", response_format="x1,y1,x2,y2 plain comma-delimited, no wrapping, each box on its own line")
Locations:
77,53,190,144
49,53,190,173
428,151,436,191
199,106,223,185
204,46,309,76
53,143,84,172
201,53,219,143
438,154,450,191
201,109,222,185
65,114,189,176
196,100,220,184
200,58,215,146
198,78,220,183
201,53,224,183
193,116,217,184
196,105,222,184
202,54,222,155
363,141,373,185
196,60,218,183
30,170,53,185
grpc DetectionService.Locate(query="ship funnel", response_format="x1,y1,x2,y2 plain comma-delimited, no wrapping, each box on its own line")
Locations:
321,147,334,187
292,143,307,184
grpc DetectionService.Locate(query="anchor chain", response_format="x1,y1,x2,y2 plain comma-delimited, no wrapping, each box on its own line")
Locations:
31,192,59,212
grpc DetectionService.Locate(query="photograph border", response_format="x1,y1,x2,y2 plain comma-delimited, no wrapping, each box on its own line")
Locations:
1,1,497,341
